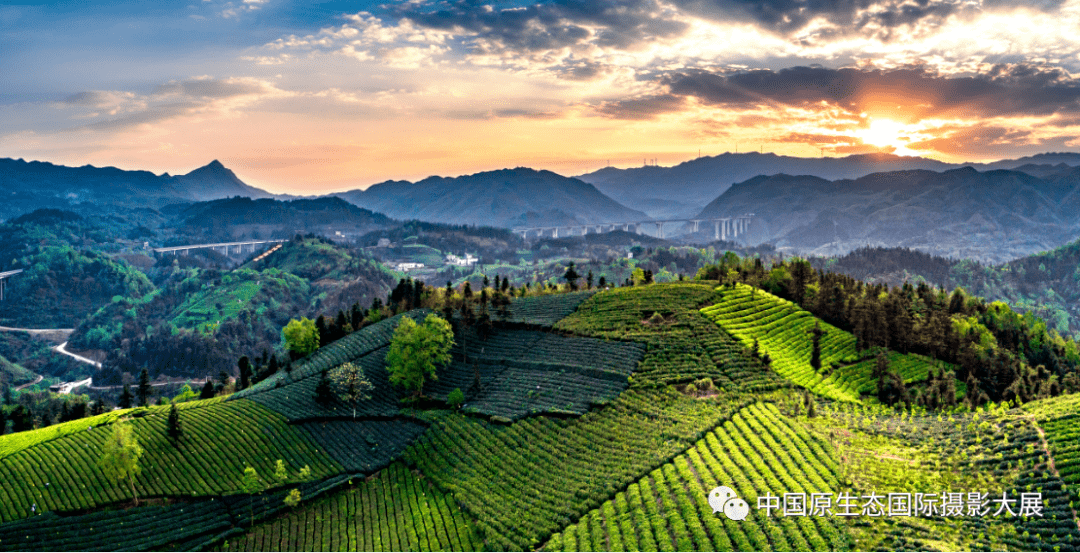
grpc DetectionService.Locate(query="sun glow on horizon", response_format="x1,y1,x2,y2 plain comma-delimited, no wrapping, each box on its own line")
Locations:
857,118,925,156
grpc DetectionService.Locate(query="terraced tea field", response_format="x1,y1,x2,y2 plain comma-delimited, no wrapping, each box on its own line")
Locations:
219,463,480,552
556,283,783,392
3,281,1080,552
700,284,939,401
545,402,850,552
0,400,339,523
405,388,758,550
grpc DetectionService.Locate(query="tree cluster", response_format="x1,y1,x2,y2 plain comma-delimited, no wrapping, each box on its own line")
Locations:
699,254,1080,408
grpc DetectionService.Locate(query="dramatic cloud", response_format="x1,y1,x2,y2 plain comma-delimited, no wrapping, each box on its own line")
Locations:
662,64,1080,121
672,0,980,36
595,94,687,119
7,0,1080,190
394,0,689,54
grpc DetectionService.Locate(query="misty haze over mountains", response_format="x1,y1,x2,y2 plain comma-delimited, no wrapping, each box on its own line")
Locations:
4,151,1080,263
576,151,1080,219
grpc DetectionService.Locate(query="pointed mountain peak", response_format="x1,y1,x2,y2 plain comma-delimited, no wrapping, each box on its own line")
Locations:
185,159,237,179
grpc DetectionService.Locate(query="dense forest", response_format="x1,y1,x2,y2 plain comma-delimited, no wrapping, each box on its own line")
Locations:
809,243,1080,337
0,210,155,328
700,254,1080,407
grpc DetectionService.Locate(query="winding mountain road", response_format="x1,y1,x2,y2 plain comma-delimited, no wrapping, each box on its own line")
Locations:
13,375,44,391
54,342,102,368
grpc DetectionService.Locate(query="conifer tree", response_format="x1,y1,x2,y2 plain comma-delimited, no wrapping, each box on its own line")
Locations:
167,403,182,443
199,380,215,400
137,369,152,407
563,262,580,291
238,356,252,390
119,384,134,409
809,322,825,371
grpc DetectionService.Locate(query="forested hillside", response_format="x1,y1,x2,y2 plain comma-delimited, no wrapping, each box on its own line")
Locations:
699,254,1080,407
810,243,1080,338
69,236,398,384
0,210,154,328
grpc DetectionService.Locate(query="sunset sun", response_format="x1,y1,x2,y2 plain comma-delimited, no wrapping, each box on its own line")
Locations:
860,119,908,149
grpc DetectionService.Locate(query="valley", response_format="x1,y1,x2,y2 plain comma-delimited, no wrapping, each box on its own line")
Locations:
2,154,1080,552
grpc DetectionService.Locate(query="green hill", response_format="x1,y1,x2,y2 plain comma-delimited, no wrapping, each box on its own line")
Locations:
3,281,1080,552
700,284,946,402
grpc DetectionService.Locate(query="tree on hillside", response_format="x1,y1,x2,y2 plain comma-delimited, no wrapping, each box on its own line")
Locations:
586,270,594,290
328,362,374,419
315,315,331,348
9,405,31,433
167,403,183,443
0,407,6,436
335,310,350,339
137,369,152,407
119,385,134,409
477,289,493,340
241,466,262,528
199,380,215,400
350,302,365,330
808,322,826,371
493,290,512,321
313,370,335,406
563,262,580,291
98,422,143,506
283,318,319,359
238,356,252,390
874,350,911,407
458,298,476,364
386,314,455,399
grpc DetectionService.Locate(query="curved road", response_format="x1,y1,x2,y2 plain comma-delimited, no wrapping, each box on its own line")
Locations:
0,325,74,333
14,375,44,391
54,342,102,368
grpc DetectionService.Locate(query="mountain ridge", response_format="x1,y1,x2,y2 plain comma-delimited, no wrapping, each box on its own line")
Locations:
695,165,1080,263
575,151,1080,218
335,166,648,228
0,157,276,221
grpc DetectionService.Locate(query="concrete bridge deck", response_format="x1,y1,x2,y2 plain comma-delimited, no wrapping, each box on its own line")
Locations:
0,269,23,301
153,239,287,256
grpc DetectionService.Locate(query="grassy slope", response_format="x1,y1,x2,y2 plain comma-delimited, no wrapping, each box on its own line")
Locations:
808,399,1080,551
169,269,309,329
701,284,944,402
217,462,482,552
0,398,341,523
3,282,1079,552
546,402,851,552
555,282,783,391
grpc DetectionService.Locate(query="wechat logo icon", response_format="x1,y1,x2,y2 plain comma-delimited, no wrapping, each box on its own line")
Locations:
709,486,749,521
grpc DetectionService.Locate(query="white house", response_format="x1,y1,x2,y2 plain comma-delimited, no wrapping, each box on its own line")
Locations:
446,253,478,266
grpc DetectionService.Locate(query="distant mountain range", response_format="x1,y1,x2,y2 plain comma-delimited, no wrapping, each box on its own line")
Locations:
334,167,648,228
0,158,274,221
692,165,1080,263
577,152,1080,218
8,153,1080,263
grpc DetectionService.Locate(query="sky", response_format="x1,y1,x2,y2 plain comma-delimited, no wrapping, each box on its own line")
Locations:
3,0,1080,194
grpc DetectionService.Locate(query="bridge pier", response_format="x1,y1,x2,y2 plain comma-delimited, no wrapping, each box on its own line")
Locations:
656,221,665,239
0,279,5,302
